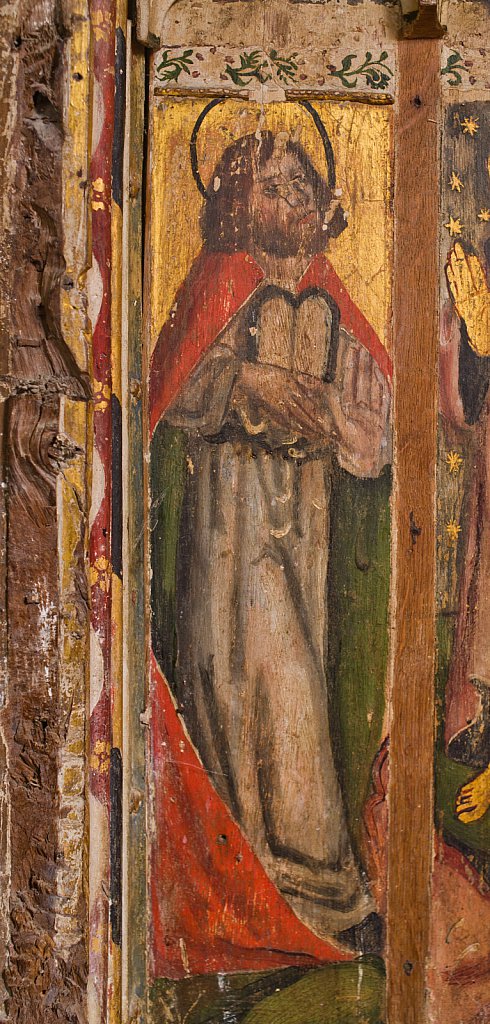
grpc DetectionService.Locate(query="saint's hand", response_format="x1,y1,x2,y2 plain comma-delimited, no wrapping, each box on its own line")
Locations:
455,764,490,824
232,362,332,442
327,334,390,476
332,332,389,432
446,243,490,357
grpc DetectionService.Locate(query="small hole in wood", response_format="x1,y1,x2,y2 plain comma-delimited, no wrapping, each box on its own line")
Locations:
217,834,228,845
33,90,60,123
412,95,422,108
403,960,414,975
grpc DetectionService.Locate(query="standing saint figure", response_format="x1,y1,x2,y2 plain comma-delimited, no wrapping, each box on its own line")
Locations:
149,123,391,945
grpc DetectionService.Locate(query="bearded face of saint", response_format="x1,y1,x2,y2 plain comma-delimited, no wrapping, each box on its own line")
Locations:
201,130,346,257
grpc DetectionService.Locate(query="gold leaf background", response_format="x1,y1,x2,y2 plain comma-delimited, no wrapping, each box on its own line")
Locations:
149,97,392,353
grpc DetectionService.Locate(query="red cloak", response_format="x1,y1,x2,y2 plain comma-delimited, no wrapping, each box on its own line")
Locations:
149,249,392,436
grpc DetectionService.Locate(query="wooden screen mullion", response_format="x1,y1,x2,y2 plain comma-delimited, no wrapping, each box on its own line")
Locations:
387,37,441,1024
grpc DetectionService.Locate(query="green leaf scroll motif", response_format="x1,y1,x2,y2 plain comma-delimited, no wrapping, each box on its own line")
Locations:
224,50,299,87
329,50,393,91
441,51,467,87
156,49,194,83
268,50,299,84
224,50,270,86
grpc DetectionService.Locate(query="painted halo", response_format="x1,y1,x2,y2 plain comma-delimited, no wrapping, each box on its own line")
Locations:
190,98,337,199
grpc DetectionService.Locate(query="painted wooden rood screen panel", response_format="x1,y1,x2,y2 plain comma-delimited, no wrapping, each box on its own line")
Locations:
143,12,395,1018
120,2,490,1021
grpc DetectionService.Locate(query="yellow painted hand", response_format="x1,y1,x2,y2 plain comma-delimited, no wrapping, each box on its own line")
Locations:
455,763,490,823
446,243,490,357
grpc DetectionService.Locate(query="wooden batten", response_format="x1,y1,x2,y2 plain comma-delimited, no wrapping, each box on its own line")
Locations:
388,37,441,1024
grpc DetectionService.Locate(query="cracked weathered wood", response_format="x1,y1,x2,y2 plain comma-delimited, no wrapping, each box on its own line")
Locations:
0,0,90,1016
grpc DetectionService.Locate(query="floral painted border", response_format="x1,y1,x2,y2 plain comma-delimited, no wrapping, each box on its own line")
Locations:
155,46,395,92
329,51,393,91
441,50,469,87
440,46,488,89
154,44,490,95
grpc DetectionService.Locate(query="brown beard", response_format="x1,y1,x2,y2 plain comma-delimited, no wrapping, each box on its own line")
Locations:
251,212,325,258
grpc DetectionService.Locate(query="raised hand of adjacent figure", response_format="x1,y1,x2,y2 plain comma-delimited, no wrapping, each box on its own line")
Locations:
455,764,490,823
446,242,490,357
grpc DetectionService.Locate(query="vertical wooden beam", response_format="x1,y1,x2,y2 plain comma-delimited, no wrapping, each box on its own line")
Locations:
387,39,440,1024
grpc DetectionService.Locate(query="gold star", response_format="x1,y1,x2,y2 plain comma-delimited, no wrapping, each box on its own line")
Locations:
449,172,464,192
446,518,462,545
446,450,463,474
461,116,479,136
478,208,490,223
444,216,463,237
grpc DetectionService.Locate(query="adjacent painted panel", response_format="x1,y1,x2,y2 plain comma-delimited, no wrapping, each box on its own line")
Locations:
429,20,490,1015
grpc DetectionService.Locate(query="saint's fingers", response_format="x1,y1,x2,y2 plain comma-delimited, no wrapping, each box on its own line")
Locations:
450,246,479,299
456,792,474,805
341,343,360,409
446,263,460,304
448,255,472,301
450,242,469,276
289,392,326,435
467,252,488,294
355,347,372,407
370,377,385,418
335,332,351,386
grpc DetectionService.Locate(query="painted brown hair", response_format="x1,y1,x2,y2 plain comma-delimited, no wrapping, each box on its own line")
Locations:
201,130,346,253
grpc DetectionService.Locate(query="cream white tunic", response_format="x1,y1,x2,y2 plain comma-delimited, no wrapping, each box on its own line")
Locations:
164,281,389,937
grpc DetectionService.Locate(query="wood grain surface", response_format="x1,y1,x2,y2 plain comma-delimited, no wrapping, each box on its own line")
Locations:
0,0,90,1017
387,37,441,1024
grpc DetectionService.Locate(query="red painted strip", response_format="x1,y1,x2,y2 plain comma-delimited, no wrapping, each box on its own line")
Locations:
88,0,116,1010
